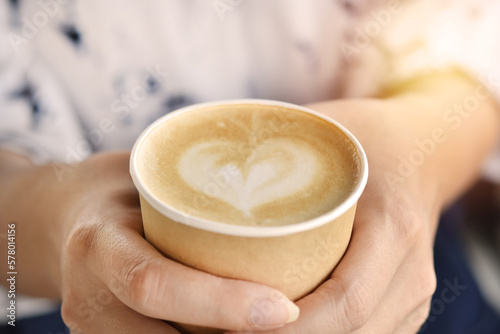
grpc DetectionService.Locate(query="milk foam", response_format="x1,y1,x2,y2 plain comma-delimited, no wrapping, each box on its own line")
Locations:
138,103,360,226
178,139,317,217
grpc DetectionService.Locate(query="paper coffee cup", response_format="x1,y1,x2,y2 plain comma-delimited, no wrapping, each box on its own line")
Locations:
130,99,368,333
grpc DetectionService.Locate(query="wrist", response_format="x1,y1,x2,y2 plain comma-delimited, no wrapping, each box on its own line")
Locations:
0,162,67,297
384,71,499,209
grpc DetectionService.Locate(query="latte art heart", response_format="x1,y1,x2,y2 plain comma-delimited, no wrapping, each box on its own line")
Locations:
178,139,318,217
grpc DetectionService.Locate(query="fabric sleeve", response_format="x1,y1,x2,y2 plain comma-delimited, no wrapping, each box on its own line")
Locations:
0,1,91,165
343,0,500,183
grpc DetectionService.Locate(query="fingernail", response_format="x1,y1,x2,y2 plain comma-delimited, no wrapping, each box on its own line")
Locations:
248,297,300,329
285,301,300,323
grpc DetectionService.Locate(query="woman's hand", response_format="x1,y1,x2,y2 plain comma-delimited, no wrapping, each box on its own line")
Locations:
226,99,439,334
0,151,299,333
227,72,500,334
239,189,438,334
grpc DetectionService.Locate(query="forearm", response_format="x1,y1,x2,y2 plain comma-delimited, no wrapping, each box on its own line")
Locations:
308,71,500,217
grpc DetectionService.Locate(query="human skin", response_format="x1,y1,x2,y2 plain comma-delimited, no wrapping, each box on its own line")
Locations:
0,71,499,333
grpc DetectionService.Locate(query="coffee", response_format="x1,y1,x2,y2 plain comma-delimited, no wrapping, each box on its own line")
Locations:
137,103,360,226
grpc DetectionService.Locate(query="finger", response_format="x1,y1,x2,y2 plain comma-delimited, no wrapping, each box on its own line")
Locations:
89,221,299,332
63,295,180,334
244,212,412,334
353,245,435,334
61,253,179,334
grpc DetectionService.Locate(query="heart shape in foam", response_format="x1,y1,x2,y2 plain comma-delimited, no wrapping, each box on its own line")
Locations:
178,139,317,216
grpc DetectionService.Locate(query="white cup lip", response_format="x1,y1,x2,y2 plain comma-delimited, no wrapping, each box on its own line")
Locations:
130,99,368,237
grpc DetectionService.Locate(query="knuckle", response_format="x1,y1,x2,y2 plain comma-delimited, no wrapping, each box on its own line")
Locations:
344,282,374,330
65,221,106,262
382,195,426,244
416,302,432,327
422,268,437,299
61,298,87,334
201,277,258,330
60,299,75,326
392,209,421,244
406,301,432,332
329,278,375,331
208,278,235,325
242,288,287,331
413,260,437,304
121,256,160,311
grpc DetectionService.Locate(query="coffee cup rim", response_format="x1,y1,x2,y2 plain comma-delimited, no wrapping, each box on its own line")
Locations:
130,99,368,237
